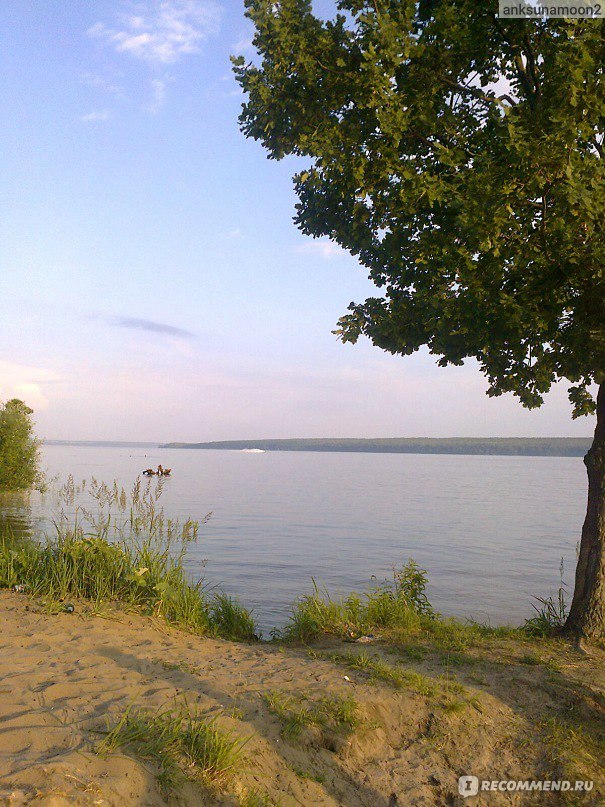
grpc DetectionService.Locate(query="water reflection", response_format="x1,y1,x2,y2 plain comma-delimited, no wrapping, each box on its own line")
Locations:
0,490,35,541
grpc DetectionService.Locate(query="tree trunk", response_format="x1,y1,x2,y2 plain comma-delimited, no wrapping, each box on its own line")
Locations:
564,383,605,639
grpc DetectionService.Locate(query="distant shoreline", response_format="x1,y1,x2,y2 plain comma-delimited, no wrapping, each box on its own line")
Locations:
159,437,592,457
44,440,159,449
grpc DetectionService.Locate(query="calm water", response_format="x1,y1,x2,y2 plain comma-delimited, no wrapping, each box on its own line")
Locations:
2,444,588,634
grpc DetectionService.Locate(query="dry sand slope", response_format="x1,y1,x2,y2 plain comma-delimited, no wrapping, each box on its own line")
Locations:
0,591,603,806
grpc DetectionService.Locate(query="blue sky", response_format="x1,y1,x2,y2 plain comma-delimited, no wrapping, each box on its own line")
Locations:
0,0,594,441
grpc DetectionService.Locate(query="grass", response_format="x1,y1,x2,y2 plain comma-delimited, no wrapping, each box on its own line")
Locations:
541,717,603,803
281,560,523,653
239,789,278,807
264,690,359,740
97,700,249,792
210,593,259,642
289,764,326,783
0,477,258,642
281,560,433,643
328,650,437,696
524,557,569,637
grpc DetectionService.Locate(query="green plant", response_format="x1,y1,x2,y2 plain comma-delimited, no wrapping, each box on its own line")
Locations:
0,477,257,641
283,560,431,642
328,651,436,696
210,593,259,642
524,558,568,637
393,559,433,616
0,399,40,490
98,700,249,790
239,788,277,807
264,691,359,740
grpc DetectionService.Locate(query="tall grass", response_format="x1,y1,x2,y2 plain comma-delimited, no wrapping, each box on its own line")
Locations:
281,559,433,642
524,557,569,637
0,476,258,641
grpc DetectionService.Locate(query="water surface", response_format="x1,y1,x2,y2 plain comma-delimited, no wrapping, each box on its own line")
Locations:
3,444,587,634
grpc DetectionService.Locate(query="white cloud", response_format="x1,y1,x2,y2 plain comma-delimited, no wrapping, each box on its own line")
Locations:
88,1,221,65
297,239,347,259
144,76,173,113
81,72,126,99
232,35,254,54
80,109,113,122
0,361,60,411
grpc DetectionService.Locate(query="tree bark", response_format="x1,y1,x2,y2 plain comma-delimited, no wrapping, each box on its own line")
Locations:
564,383,605,639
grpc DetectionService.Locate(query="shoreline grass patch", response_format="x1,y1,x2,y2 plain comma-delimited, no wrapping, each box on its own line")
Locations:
0,477,258,641
281,559,523,651
281,560,432,643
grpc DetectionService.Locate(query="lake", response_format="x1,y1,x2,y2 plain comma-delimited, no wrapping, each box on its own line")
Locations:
1,444,588,635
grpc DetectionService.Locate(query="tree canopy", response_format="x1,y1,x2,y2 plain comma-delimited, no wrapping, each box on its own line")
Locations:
0,399,40,490
234,1,604,415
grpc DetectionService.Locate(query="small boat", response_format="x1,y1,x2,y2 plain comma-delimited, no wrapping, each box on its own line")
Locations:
241,448,265,453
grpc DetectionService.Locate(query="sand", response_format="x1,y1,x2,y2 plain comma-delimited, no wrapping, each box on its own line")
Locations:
0,591,603,806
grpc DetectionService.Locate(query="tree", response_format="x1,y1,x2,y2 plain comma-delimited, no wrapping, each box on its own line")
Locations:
233,1,605,638
0,399,40,490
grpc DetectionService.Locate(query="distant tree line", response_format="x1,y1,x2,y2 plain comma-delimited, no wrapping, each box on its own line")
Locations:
162,438,592,457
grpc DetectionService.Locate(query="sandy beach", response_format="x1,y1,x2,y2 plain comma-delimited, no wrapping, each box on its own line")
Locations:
0,591,603,805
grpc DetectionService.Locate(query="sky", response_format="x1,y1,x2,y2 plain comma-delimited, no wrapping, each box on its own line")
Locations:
0,0,595,442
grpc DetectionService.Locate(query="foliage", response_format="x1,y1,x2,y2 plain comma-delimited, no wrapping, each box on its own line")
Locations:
234,2,605,415
0,399,40,490
97,700,249,791
282,559,431,641
0,477,258,641
393,558,433,616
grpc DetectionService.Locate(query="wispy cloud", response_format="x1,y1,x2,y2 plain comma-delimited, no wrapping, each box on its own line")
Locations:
109,316,195,338
80,109,113,122
297,240,347,259
232,35,254,55
88,0,221,65
81,72,126,99
144,75,172,114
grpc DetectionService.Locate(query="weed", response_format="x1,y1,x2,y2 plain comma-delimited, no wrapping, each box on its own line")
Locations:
239,789,277,807
283,560,431,642
0,477,258,641
264,691,359,740
98,700,249,790
210,593,259,642
541,717,604,800
524,558,568,637
328,651,437,696
290,764,325,783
